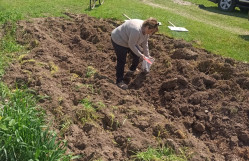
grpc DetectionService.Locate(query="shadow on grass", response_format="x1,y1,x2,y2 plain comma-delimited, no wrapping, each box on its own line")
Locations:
239,35,249,41
198,5,248,19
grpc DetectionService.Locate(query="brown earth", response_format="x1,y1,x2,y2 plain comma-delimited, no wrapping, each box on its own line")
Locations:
2,13,249,161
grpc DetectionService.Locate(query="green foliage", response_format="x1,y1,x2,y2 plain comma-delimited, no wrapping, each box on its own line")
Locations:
1,35,22,53
0,52,8,77
0,22,23,77
86,66,97,78
0,83,79,160
77,98,106,125
132,146,188,161
81,98,94,109
77,98,98,124
49,62,59,75
95,101,106,109
0,10,22,24
59,116,73,136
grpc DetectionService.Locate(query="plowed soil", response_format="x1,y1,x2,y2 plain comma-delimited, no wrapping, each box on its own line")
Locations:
3,13,249,161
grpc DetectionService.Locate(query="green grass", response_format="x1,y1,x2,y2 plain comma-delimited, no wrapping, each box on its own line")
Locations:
77,98,98,125
0,10,23,24
86,66,97,78
1,0,249,62
0,83,79,160
86,0,249,62
132,146,189,161
0,21,23,77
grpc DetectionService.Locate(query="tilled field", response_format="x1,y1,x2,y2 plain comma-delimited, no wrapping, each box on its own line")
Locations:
3,13,249,161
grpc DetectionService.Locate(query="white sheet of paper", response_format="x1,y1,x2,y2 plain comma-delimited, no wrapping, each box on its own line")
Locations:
168,26,188,32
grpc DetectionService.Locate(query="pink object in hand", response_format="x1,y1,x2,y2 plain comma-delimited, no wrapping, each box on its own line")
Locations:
143,56,152,64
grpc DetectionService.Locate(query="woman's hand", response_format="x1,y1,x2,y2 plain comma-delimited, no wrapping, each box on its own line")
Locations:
140,54,145,62
141,55,153,64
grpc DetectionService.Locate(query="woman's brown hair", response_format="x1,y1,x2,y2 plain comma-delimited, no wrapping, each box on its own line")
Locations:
142,17,159,33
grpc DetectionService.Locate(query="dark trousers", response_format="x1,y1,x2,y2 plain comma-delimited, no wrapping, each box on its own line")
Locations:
111,39,140,84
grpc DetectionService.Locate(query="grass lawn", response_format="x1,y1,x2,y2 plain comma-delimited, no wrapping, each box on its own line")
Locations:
85,0,249,62
1,0,248,62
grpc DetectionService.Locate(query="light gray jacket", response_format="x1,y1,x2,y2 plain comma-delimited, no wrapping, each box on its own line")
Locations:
111,19,150,57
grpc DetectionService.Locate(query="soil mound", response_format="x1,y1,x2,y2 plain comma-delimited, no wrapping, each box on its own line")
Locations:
3,13,249,161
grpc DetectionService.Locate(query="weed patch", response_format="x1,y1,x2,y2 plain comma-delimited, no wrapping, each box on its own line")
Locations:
0,83,78,160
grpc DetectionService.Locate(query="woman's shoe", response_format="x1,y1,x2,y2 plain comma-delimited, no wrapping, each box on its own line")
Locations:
117,81,128,90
